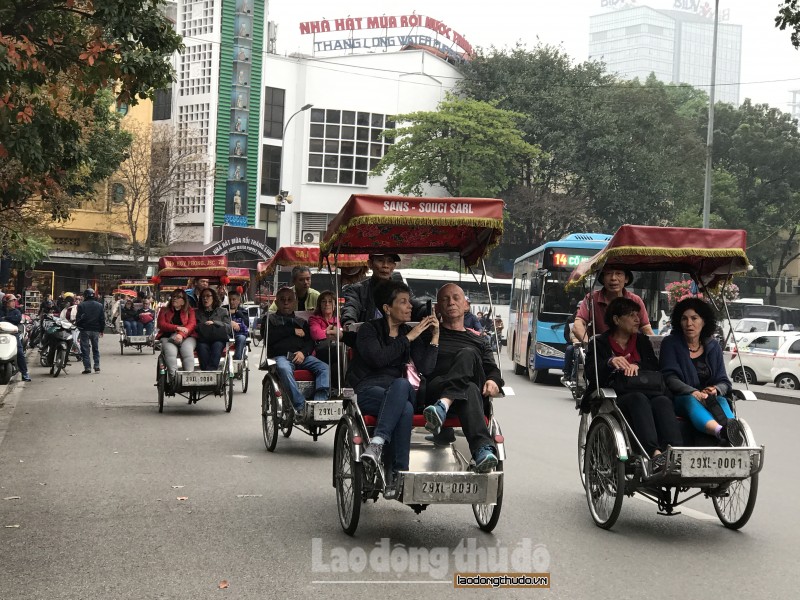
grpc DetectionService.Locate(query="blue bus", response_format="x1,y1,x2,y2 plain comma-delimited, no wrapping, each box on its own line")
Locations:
508,233,612,381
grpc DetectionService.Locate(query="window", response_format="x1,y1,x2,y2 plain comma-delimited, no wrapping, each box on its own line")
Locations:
152,89,172,121
179,43,213,96
749,337,780,353
181,0,214,37
263,87,285,139
260,145,281,196
789,340,800,354
111,183,126,204
307,107,394,186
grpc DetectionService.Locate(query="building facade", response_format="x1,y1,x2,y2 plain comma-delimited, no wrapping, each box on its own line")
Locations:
589,5,742,105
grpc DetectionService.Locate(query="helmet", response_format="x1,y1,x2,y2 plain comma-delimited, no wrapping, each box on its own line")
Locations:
64,292,74,298
83,288,96,299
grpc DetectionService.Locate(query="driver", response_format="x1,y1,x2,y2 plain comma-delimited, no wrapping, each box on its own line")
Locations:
185,277,210,309
572,267,653,342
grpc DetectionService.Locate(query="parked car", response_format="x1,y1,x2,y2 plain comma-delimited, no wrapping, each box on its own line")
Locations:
725,331,800,384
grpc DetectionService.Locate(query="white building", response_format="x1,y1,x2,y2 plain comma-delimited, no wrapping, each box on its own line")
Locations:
257,49,463,250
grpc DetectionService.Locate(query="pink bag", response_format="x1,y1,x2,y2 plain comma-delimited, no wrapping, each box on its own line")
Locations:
404,361,421,391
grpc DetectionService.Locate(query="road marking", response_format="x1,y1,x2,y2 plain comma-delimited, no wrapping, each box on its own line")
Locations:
632,494,716,520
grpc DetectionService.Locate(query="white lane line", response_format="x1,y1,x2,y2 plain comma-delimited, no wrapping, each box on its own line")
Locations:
633,493,717,520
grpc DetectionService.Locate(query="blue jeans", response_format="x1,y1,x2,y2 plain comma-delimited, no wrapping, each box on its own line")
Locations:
674,394,735,433
79,331,100,370
123,320,137,336
16,335,28,377
233,334,247,360
274,355,329,410
142,321,154,336
196,340,225,371
563,344,575,379
357,379,415,472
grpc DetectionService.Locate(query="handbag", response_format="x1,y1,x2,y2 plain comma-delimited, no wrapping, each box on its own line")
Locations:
139,311,154,325
403,360,421,391
611,369,666,398
197,321,229,342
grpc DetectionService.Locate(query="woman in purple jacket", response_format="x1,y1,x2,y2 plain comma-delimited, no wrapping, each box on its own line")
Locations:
660,298,745,446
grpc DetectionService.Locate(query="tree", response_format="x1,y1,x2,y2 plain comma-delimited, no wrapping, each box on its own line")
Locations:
110,122,210,276
0,0,182,222
372,96,542,198
776,0,800,48
704,100,800,304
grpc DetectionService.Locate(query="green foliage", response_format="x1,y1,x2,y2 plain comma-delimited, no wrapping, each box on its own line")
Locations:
776,0,800,48
406,255,465,272
372,96,541,198
7,234,52,267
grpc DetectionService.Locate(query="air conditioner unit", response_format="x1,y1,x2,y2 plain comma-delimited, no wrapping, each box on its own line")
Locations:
302,230,322,244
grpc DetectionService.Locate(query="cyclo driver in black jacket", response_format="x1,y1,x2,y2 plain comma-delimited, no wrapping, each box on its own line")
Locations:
340,253,428,341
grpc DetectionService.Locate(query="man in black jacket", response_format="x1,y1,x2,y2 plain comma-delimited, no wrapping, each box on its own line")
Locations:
262,287,329,414
76,288,105,374
422,283,503,473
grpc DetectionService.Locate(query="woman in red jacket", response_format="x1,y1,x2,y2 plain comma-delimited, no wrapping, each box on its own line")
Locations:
157,289,197,376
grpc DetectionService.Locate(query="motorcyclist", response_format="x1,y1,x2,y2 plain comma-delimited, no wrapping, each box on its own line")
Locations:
1,294,31,381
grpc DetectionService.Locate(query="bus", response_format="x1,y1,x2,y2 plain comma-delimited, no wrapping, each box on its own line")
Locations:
394,269,513,339
508,233,612,381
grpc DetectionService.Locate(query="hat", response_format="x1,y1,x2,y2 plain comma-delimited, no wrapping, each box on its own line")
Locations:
369,253,401,262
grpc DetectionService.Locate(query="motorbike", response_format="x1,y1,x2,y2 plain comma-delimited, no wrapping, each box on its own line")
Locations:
38,315,75,377
0,321,19,384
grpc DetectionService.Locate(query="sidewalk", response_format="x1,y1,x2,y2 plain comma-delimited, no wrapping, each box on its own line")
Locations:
748,383,800,406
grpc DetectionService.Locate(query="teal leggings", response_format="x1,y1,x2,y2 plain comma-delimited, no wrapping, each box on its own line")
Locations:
674,394,734,433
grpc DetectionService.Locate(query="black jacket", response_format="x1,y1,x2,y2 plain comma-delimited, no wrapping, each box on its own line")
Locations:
341,276,428,326
264,312,314,358
581,332,659,412
346,318,437,391
76,298,106,332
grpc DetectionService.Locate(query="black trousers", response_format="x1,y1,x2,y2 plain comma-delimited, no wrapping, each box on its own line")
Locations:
617,392,683,456
426,347,493,454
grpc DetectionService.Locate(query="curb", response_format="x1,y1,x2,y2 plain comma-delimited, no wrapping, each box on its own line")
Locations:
0,378,16,407
752,389,800,406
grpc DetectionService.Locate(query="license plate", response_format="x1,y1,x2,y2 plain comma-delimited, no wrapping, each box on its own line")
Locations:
128,336,147,343
182,373,216,387
309,402,343,421
677,450,751,478
412,476,488,503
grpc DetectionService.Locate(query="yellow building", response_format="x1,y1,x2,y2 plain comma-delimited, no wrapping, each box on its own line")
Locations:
41,99,154,295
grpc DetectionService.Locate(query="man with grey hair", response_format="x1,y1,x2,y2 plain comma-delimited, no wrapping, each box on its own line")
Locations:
269,265,320,312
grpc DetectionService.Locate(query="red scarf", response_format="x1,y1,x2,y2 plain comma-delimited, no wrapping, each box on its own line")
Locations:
609,334,640,364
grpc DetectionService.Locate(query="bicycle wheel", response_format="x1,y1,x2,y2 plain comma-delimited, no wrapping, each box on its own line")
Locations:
334,420,362,536
584,418,625,529
472,463,503,532
262,381,279,452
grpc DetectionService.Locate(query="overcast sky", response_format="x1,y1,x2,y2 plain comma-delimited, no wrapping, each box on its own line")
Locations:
268,0,800,112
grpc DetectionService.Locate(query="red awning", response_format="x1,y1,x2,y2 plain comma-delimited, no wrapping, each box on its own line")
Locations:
257,246,369,277
157,255,228,278
320,195,504,267
227,267,251,282
567,225,749,288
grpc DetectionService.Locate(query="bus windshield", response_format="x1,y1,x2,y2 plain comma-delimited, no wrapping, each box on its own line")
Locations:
541,271,587,321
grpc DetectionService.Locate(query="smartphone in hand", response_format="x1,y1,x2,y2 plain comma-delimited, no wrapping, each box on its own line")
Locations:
426,299,432,316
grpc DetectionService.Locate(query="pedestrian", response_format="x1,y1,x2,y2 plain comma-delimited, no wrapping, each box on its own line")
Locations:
75,288,105,374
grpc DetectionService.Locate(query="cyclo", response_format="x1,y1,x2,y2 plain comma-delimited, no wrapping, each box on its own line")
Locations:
257,245,368,451
152,256,235,413
321,194,507,535
227,267,253,393
568,225,765,530
114,286,156,355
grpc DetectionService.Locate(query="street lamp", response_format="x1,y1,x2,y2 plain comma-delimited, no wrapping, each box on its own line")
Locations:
275,103,313,251
702,0,720,229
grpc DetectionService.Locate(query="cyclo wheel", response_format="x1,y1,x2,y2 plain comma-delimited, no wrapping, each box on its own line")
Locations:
473,463,503,532
281,395,294,438
157,356,166,413
261,380,279,452
120,341,124,355
712,473,758,530
578,412,592,490
224,375,234,413
584,417,625,529
241,357,249,393
334,419,362,536
52,348,67,378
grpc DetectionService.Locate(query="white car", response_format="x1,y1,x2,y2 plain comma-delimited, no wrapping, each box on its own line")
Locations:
725,332,800,385
769,339,800,389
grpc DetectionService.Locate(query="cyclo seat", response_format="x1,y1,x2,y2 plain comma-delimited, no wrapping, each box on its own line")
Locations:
362,414,490,428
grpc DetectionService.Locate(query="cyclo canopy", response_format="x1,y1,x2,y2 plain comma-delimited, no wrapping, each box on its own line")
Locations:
155,255,229,279
256,246,369,279
319,194,504,267
566,225,750,289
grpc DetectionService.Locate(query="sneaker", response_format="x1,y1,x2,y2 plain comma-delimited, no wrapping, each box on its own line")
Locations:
94,367,100,372
21,375,31,382
423,401,447,434
724,419,745,447
424,427,457,446
293,404,305,419
651,453,668,474
361,442,384,471
472,446,498,473
82,369,91,374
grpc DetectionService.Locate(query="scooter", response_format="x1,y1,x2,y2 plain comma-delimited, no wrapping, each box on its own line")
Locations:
38,315,75,377
0,321,19,384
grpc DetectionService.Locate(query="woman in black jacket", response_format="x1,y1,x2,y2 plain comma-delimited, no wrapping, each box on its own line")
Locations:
583,297,682,472
347,281,439,489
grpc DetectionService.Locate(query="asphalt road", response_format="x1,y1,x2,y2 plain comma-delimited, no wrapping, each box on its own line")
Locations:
0,339,795,599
